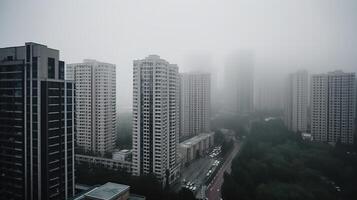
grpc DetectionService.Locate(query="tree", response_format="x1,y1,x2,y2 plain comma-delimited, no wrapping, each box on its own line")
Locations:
178,188,196,200
222,119,357,200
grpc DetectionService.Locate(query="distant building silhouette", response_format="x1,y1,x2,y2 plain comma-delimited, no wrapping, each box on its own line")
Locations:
224,51,254,114
254,74,284,112
284,70,308,132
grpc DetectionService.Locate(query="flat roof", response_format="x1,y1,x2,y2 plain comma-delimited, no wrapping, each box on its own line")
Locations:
180,132,214,147
129,194,146,200
84,182,129,200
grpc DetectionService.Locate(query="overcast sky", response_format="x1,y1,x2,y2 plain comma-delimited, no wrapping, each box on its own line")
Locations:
1,0,357,111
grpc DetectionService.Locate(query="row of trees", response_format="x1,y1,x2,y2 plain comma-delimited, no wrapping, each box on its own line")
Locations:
211,114,249,137
214,129,235,157
222,119,357,200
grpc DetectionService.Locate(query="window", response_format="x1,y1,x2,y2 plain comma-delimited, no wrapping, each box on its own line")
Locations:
32,57,38,78
26,44,31,62
59,61,64,80
48,57,55,78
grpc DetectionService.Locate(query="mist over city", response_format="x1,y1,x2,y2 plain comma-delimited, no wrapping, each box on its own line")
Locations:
2,0,357,111
0,0,357,200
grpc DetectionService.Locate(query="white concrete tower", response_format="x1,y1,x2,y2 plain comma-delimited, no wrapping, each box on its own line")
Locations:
180,73,211,139
310,73,328,142
311,71,356,144
66,59,116,155
132,55,180,185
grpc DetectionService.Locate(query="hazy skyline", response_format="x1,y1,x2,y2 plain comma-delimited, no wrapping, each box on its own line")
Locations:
1,0,357,111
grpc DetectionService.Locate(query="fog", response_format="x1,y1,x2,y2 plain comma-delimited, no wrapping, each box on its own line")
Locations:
1,0,357,112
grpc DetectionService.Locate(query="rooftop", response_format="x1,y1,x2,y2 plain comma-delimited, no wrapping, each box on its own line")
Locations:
128,194,146,200
180,132,214,147
84,182,129,200
118,149,131,154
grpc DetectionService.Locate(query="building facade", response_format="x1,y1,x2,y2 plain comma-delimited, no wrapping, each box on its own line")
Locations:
224,51,254,114
0,43,75,200
76,154,132,173
66,59,116,155
132,55,180,185
284,70,309,132
311,71,356,144
180,73,211,139
179,132,214,164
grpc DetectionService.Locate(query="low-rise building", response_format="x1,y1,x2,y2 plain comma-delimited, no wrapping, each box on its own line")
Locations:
179,132,214,164
112,149,132,161
76,154,132,173
73,182,146,200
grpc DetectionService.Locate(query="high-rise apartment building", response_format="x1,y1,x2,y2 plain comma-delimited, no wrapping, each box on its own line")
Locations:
180,73,211,139
284,70,308,132
132,55,180,185
0,43,75,200
66,59,116,155
224,51,254,114
311,71,356,144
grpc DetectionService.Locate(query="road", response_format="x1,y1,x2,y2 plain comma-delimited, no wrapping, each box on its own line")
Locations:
172,155,216,194
207,142,241,200
181,156,216,192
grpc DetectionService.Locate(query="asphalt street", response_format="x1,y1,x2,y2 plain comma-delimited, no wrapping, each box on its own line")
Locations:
180,156,216,194
207,142,241,200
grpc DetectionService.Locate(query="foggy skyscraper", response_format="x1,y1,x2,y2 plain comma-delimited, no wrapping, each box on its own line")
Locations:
66,59,116,155
132,55,180,185
180,73,211,139
284,70,308,132
311,71,356,144
224,51,254,114
254,73,284,112
0,43,75,200
2,1,357,199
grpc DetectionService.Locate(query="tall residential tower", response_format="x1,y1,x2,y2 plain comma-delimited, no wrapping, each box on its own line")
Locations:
132,55,180,185
66,59,116,155
0,43,75,200
284,70,309,132
180,73,211,139
311,71,356,144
